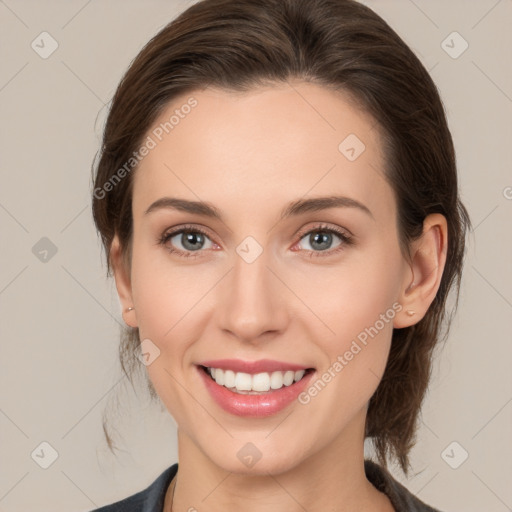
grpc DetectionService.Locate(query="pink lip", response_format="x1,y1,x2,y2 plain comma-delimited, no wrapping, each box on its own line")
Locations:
198,358,310,374
196,365,315,418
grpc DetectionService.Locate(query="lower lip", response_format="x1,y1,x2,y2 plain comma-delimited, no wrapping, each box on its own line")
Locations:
197,366,315,418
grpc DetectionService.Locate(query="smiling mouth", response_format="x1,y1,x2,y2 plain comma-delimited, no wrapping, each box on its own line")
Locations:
199,365,315,395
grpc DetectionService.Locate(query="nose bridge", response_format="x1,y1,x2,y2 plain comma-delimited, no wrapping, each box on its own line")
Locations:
218,239,288,341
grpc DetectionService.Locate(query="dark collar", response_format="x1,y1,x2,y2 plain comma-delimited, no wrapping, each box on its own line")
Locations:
364,459,442,511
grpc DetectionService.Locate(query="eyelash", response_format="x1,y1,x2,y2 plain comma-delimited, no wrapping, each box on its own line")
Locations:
157,223,354,259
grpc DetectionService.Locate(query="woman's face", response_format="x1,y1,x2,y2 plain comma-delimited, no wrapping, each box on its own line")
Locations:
119,82,413,474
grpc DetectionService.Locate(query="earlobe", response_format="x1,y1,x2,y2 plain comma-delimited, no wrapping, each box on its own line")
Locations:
110,235,138,328
394,213,448,329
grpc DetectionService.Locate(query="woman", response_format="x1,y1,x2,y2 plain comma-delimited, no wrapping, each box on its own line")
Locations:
90,0,470,510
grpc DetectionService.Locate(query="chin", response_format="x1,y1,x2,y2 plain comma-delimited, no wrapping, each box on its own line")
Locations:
198,435,311,477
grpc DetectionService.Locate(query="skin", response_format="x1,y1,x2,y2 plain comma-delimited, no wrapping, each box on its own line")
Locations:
110,81,448,511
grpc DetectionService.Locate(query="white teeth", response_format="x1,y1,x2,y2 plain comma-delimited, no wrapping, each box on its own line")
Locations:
214,369,224,386
270,371,283,389
235,372,252,391
224,369,236,388
252,372,271,392
283,370,294,386
206,367,308,393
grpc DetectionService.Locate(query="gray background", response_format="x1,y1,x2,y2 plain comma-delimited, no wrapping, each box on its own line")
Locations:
1,0,511,511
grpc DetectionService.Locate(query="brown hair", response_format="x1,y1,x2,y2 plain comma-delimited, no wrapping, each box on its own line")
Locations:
92,0,471,475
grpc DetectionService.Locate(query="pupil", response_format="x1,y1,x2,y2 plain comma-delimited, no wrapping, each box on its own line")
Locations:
311,232,331,251
183,232,204,250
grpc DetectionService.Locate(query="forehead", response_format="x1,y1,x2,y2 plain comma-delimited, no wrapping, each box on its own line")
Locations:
132,81,394,224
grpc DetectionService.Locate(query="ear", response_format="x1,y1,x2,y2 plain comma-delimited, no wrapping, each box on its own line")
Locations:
393,213,448,329
110,234,138,328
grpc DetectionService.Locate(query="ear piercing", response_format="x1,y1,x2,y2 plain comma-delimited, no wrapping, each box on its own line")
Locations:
406,310,415,316
126,307,135,312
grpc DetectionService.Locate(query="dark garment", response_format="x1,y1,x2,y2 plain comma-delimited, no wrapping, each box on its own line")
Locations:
90,460,442,512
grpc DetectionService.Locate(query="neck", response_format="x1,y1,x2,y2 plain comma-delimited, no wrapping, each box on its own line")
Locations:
167,409,393,512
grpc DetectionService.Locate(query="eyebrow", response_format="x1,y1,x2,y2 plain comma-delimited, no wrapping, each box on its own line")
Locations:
144,195,374,221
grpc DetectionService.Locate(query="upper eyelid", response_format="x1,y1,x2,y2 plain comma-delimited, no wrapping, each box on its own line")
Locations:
295,223,353,239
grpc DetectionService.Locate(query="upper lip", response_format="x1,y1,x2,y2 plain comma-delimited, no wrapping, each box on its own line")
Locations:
198,359,313,374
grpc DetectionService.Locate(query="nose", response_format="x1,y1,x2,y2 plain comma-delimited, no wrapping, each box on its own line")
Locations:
216,244,289,344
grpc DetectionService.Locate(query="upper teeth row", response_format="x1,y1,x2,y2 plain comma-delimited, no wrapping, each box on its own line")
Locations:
208,367,306,392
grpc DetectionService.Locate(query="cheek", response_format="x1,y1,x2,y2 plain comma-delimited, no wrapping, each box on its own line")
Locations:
128,239,219,391
292,245,401,340
129,243,200,420
292,243,402,391
296,270,398,429
129,237,202,339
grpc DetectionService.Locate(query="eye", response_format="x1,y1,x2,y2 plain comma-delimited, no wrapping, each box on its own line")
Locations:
293,224,354,258
158,223,354,259
158,224,217,258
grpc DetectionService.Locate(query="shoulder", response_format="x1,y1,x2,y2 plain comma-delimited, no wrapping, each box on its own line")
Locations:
364,459,444,512
89,463,178,512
